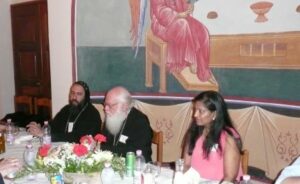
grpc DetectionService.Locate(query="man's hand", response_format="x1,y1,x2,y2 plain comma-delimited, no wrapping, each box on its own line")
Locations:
0,158,22,176
26,122,43,137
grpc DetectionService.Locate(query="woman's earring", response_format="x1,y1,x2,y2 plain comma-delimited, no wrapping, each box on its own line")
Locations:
212,117,216,120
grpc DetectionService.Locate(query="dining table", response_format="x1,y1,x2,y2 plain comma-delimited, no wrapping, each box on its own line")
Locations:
5,173,271,184
5,168,174,184
1,129,271,184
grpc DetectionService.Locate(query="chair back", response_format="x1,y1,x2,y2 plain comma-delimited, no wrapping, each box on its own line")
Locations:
34,97,52,119
14,95,33,114
241,149,249,174
92,103,105,131
152,131,163,163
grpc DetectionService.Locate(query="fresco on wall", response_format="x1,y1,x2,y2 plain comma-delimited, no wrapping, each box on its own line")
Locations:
250,1,273,22
74,0,300,104
129,0,218,93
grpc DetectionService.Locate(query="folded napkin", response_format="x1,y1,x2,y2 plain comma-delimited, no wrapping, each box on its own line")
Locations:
14,135,33,144
183,167,201,184
183,168,224,184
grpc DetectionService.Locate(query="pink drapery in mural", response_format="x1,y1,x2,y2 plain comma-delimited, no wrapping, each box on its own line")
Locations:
150,0,211,81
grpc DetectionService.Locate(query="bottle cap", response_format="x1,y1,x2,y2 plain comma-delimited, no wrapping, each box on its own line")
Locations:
104,162,111,168
26,144,33,149
136,150,142,156
243,174,251,181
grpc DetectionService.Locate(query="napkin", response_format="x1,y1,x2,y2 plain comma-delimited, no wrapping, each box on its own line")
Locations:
14,135,33,144
183,167,201,184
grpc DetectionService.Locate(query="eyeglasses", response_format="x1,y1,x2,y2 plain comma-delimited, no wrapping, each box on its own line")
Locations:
103,102,120,109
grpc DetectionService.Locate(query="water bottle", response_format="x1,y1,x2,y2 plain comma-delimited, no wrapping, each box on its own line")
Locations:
42,121,51,145
240,175,252,184
173,159,184,184
134,150,146,184
101,162,114,184
6,119,15,144
23,142,36,167
135,150,146,171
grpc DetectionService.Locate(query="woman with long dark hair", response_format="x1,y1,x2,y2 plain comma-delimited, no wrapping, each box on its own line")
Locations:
183,91,243,182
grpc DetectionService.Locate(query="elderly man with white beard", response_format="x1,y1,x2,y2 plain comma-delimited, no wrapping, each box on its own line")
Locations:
101,86,153,162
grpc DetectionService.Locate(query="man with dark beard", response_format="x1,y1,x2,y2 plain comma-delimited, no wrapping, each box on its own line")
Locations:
27,81,101,143
101,86,153,162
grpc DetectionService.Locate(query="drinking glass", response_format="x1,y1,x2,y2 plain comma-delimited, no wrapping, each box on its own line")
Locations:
148,161,161,183
143,165,154,184
175,159,184,172
12,124,20,136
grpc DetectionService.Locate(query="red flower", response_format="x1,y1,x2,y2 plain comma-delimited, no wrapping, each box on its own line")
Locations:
80,135,94,145
38,144,51,157
94,134,107,143
73,144,88,157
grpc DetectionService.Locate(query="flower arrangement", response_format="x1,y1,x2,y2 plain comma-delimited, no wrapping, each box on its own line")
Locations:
19,134,125,178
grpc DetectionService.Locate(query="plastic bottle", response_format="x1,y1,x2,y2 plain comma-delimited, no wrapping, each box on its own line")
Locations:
173,159,184,184
101,162,114,184
135,150,146,171
134,149,146,184
240,175,252,184
23,142,35,166
6,119,15,144
42,121,51,145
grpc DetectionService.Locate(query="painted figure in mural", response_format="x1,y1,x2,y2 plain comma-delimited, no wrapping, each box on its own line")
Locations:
129,0,212,82
129,0,214,82
150,0,211,81
128,0,148,57
183,91,243,182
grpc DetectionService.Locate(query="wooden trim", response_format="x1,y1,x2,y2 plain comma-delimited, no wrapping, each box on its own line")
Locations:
210,31,300,69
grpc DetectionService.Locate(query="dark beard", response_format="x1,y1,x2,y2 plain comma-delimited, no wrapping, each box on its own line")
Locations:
69,100,86,120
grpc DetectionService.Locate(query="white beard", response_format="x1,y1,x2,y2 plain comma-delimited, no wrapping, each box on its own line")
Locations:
105,110,128,136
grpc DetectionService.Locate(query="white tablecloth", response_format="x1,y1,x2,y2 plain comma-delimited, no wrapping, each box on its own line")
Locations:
1,130,39,161
5,167,174,184
1,130,62,161
5,169,270,184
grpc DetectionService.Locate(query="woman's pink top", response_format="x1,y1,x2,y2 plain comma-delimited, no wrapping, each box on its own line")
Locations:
191,129,243,180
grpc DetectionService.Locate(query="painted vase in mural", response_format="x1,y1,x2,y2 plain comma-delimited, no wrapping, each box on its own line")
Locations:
250,1,273,22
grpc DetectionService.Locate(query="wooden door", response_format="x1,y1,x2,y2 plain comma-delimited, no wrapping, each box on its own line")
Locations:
11,0,51,98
